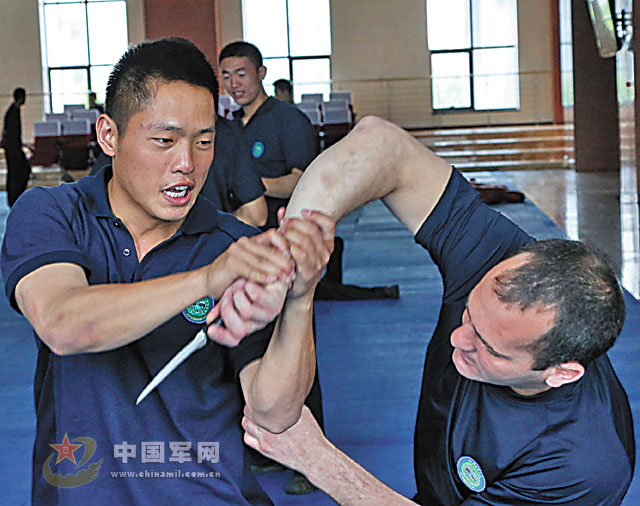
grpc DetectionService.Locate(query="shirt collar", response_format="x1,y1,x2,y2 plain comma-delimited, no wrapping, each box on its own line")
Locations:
78,165,115,217
233,96,275,124
78,165,219,234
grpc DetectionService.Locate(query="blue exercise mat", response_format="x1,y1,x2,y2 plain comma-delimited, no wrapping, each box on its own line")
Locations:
1,193,638,505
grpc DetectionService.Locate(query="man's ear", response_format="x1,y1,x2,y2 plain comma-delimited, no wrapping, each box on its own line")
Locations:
258,66,267,82
96,114,118,157
544,362,585,388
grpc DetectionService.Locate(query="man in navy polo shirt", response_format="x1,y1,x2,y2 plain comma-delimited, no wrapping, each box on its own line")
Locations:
242,116,635,505
219,41,317,232
1,37,335,505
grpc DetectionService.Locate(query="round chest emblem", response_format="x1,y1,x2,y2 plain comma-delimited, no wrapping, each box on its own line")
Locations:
182,297,212,324
457,456,486,493
252,141,265,158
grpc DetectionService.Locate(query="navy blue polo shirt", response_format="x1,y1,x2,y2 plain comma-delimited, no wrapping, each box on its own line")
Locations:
412,169,635,505
233,97,317,229
200,117,265,213
1,169,275,505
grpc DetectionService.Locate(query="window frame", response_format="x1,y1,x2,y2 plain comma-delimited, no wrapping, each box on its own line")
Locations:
243,0,331,98
40,0,127,112
427,0,520,113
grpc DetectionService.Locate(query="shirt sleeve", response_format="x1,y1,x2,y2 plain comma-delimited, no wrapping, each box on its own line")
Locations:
280,108,318,171
414,169,533,304
227,321,276,378
1,186,92,312
460,453,632,506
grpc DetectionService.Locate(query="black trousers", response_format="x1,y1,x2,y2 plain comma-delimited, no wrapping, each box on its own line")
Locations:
5,146,31,207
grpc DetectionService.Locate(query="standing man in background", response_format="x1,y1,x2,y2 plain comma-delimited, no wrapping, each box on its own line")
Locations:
219,41,317,231
2,87,31,207
219,41,399,302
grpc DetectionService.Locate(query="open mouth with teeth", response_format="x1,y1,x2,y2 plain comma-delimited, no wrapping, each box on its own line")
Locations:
163,186,189,198
162,185,193,204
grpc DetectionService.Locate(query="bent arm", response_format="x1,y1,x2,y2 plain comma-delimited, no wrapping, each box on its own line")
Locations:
262,168,303,199
239,295,315,432
15,231,294,356
16,263,210,355
238,212,334,432
285,116,452,235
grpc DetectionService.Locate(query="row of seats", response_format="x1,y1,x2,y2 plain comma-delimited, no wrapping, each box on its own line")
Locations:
45,110,100,125
217,90,355,150
297,92,354,149
30,107,101,169
301,91,353,105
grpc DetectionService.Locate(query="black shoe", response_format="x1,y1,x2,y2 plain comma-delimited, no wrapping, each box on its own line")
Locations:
250,461,287,475
380,284,400,299
316,279,400,301
285,472,317,495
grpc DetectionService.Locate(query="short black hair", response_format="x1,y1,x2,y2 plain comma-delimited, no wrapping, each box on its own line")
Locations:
13,88,25,102
494,238,626,369
219,41,263,69
105,37,219,135
273,79,292,94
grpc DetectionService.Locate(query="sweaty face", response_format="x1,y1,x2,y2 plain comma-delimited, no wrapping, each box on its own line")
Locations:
220,56,265,107
450,254,557,395
108,80,215,228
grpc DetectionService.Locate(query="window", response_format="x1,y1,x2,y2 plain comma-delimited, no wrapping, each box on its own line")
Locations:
39,0,128,112
559,0,573,107
242,0,331,101
426,0,519,112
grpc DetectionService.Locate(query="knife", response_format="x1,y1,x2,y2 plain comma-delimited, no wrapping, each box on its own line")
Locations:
136,317,221,405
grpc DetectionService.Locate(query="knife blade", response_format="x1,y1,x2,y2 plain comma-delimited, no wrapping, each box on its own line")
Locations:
136,318,221,405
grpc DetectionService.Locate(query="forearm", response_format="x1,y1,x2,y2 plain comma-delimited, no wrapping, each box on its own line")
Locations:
301,440,417,506
241,294,315,432
18,230,296,356
262,169,303,199
234,196,267,228
285,116,451,234
19,266,212,355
